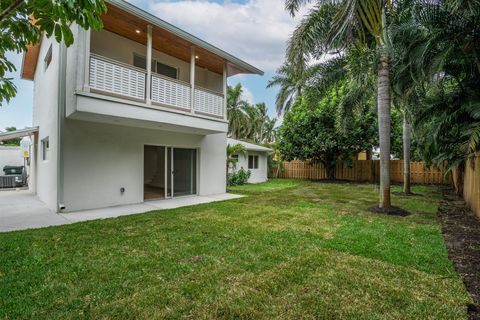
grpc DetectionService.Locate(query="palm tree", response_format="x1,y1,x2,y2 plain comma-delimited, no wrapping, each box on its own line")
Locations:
267,63,305,115
402,111,411,194
263,117,277,143
285,0,394,209
227,84,249,139
243,103,260,142
226,143,247,188
255,103,268,143
391,0,480,194
227,83,277,144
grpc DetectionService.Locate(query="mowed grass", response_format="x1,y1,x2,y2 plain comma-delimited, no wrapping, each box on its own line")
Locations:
0,180,471,319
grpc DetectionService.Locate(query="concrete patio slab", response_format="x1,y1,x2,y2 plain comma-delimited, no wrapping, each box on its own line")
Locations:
0,190,70,232
61,203,157,223
63,193,243,223
0,190,243,232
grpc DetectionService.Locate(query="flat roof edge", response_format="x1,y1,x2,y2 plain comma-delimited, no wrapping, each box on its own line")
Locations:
0,127,39,142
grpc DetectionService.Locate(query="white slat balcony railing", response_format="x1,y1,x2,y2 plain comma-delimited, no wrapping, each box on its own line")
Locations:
194,87,224,118
88,54,226,119
89,54,146,101
151,74,191,110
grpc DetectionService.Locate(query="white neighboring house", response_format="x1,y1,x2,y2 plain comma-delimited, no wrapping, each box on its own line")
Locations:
227,138,272,183
19,0,263,212
0,146,23,170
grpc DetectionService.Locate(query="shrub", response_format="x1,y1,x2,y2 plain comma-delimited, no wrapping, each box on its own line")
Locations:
228,168,251,186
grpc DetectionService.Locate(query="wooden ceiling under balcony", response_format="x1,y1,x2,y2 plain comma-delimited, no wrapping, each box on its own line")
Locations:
102,4,226,75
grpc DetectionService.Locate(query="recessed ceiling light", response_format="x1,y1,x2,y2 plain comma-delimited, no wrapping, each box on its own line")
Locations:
195,55,199,59
135,29,141,34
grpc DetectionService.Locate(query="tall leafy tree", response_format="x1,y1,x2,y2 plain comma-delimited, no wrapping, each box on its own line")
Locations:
278,84,377,179
1,126,20,145
0,0,107,105
285,0,395,209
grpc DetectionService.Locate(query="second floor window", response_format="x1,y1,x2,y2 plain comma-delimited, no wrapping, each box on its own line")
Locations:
133,53,178,79
248,155,259,169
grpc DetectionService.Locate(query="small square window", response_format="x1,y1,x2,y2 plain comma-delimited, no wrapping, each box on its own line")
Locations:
44,45,52,71
156,61,178,79
133,53,155,72
41,137,49,161
248,155,259,169
230,154,239,168
132,53,178,79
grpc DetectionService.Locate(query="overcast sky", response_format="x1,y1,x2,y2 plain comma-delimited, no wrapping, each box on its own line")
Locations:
0,0,308,130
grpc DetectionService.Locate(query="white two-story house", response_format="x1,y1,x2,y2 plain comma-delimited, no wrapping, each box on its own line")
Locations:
20,0,262,212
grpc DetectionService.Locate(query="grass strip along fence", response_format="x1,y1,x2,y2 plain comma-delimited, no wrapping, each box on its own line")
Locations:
272,160,450,185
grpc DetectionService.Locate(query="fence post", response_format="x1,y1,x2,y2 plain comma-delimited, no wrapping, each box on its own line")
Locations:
369,160,375,183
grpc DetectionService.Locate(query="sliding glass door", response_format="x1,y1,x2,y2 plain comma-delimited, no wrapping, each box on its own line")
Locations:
173,148,197,197
144,146,197,200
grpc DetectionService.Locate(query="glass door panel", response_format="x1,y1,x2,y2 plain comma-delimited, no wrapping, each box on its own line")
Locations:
173,148,197,197
166,147,173,198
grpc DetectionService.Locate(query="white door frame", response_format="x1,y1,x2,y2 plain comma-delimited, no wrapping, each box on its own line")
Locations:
144,144,198,200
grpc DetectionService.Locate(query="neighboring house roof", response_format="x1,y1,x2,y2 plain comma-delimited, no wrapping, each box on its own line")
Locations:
0,146,21,150
0,127,39,142
21,0,263,80
227,138,273,153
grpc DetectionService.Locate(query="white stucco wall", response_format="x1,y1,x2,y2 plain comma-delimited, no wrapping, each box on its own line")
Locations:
0,147,23,171
62,120,226,212
32,34,60,211
231,151,268,183
199,133,226,194
90,29,223,92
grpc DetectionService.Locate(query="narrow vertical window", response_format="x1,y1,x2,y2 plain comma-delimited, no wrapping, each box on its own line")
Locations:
42,137,49,161
248,155,259,169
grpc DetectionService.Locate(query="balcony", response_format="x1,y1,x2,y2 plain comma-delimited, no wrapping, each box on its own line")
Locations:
88,53,225,119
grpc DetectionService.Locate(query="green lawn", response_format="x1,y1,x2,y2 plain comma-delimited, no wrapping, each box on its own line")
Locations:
0,180,470,319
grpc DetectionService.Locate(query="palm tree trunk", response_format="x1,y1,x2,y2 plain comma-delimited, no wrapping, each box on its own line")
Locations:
402,112,411,194
377,53,391,208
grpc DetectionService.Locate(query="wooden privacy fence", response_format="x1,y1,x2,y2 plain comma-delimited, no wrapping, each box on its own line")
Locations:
273,160,450,185
463,154,480,217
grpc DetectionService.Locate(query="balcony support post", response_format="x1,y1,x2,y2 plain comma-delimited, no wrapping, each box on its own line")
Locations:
146,25,153,104
223,62,227,121
83,29,91,92
190,46,195,113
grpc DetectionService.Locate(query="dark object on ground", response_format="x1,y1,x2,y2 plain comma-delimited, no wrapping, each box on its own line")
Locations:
0,165,26,188
367,205,410,217
438,187,480,320
392,191,423,197
3,166,24,175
